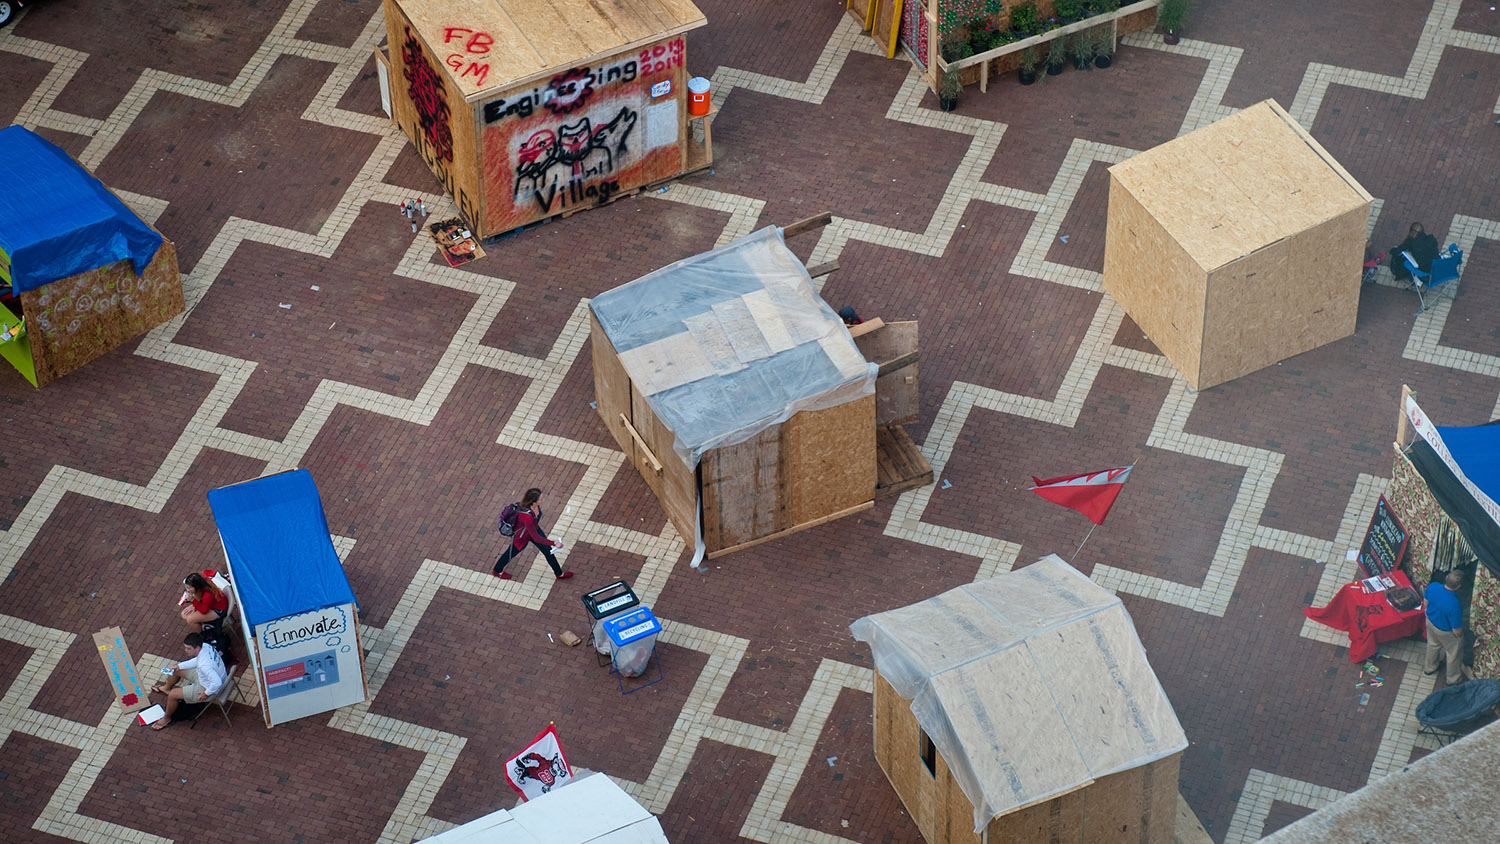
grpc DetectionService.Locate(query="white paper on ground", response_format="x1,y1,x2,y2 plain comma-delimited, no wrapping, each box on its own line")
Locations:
137,704,166,725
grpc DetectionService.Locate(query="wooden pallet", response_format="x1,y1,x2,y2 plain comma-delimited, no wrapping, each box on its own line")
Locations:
875,424,932,500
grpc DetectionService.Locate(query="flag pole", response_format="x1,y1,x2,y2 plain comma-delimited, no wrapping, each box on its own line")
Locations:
1070,523,1098,562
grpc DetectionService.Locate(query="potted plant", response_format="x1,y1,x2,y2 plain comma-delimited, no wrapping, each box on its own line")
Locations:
1045,36,1067,75
939,69,962,111
1055,0,1083,24
1158,0,1187,44
1070,33,1094,70
1097,0,1120,10
1009,1,1038,38
941,39,970,64
1018,46,1039,85
1092,26,1115,68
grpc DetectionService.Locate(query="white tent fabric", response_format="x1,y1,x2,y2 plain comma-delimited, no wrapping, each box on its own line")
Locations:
417,773,667,843
850,555,1187,833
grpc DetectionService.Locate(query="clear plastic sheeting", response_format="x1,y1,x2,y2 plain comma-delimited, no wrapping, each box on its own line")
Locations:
590,226,876,467
850,555,1188,834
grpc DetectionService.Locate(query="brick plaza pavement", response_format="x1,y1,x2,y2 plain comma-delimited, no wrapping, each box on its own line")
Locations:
2,1,1499,842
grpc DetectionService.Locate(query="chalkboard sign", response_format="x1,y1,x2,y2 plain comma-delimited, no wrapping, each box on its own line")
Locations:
1357,496,1409,577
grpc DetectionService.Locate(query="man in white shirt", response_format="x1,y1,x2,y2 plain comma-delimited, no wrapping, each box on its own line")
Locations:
150,632,227,730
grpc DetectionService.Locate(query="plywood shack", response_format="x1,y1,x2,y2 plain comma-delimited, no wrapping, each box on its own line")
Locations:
1103,99,1372,391
0,126,184,388
380,0,708,239
590,218,932,561
851,556,1188,843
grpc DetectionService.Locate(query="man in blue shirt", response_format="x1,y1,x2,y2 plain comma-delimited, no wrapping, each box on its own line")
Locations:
1424,570,1468,685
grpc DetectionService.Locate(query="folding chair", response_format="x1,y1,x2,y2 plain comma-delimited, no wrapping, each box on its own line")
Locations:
191,663,242,730
1404,246,1462,315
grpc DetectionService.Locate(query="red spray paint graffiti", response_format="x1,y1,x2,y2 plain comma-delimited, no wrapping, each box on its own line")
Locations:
402,26,453,163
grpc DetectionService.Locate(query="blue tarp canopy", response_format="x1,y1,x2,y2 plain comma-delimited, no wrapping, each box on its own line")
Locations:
1440,424,1500,506
206,469,358,629
0,125,162,293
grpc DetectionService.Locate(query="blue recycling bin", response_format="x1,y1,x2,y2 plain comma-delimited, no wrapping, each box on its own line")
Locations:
601,607,663,694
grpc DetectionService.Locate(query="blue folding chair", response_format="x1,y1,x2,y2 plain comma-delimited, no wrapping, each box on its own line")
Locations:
1404,245,1462,315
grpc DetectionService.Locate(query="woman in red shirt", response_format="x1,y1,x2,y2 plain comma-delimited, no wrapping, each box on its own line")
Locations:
180,572,229,631
492,488,570,580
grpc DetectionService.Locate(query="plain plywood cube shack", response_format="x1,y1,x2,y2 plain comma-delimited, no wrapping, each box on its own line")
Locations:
1103,99,1373,391
590,223,921,561
380,0,707,239
851,556,1188,844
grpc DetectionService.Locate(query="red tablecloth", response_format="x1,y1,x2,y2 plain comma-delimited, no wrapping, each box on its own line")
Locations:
1304,570,1427,662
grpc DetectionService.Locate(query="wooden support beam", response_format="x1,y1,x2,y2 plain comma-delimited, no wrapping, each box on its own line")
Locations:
705,500,875,559
806,260,840,279
620,414,663,475
848,317,886,338
782,212,834,239
877,349,919,377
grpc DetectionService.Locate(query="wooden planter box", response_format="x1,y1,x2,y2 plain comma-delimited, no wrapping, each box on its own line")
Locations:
380,0,709,240
589,215,931,560
934,0,1162,92
1103,100,1373,390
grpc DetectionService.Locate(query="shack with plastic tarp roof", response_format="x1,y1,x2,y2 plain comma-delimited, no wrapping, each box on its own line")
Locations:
377,0,711,239
851,555,1187,843
0,126,183,388
589,219,932,562
207,469,369,727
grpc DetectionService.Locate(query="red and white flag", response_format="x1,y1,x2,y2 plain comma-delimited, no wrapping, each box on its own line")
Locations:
1029,467,1133,525
504,724,575,802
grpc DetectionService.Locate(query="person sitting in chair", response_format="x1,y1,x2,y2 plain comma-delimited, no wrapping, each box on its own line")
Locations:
150,632,227,730
1390,223,1440,282
179,572,228,633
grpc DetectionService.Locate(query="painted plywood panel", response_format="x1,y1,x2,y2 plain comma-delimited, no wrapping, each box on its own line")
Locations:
385,2,484,226
22,240,183,387
479,36,686,235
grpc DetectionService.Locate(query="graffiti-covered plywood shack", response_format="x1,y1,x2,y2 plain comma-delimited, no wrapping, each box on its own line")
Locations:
1103,99,1372,391
380,0,707,239
590,223,901,562
0,126,183,388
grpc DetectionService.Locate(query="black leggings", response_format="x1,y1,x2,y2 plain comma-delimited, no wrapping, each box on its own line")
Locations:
494,539,562,576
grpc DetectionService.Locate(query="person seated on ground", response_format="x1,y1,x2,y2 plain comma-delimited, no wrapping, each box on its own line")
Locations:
150,631,227,730
1390,223,1440,282
179,572,228,633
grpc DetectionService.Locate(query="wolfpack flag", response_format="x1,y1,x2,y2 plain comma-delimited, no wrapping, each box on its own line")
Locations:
1029,467,1133,525
504,724,575,802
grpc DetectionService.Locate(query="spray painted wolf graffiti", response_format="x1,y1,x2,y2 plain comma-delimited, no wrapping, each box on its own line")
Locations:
513,106,638,207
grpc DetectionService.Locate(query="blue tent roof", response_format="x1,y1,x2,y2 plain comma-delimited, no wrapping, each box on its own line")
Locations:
1439,424,1500,507
206,469,358,629
0,125,163,293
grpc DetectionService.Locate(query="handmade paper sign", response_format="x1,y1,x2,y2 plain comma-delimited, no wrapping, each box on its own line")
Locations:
93,627,150,713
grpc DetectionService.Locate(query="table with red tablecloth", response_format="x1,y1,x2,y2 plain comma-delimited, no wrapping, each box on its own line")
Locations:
1304,570,1427,662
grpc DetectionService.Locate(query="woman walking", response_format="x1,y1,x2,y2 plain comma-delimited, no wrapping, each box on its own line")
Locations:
493,488,570,580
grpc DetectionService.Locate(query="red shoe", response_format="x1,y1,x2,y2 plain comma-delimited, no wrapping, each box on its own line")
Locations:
494,571,513,580
556,571,574,580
